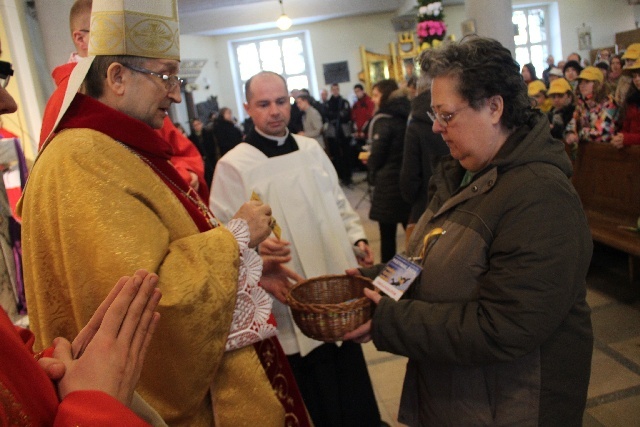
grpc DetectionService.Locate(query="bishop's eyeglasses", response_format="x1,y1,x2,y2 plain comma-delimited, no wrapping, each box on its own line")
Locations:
122,63,184,91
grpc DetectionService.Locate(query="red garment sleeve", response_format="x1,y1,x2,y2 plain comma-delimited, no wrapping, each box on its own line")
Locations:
55,391,151,427
156,117,209,200
40,62,77,149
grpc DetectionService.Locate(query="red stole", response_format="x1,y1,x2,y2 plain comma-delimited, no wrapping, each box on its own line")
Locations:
56,94,311,426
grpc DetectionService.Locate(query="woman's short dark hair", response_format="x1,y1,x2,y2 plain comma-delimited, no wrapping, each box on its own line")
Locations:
563,60,583,75
371,79,399,108
84,55,146,99
418,36,530,129
296,94,312,104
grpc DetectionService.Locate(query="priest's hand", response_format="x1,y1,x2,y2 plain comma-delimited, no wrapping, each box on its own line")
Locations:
261,261,304,304
233,201,273,248
55,270,161,406
259,237,292,265
355,241,374,267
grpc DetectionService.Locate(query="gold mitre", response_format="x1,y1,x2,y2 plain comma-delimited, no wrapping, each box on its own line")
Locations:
89,0,180,60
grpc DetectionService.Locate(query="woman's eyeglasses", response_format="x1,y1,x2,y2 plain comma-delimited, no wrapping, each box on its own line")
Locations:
427,105,470,129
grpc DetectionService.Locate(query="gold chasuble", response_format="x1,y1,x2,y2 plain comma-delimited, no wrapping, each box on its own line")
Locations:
19,95,284,426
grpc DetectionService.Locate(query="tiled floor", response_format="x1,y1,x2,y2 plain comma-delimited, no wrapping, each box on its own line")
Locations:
341,172,640,427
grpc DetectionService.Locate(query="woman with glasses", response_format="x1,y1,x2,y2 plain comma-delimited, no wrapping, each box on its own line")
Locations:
366,79,411,263
346,37,593,426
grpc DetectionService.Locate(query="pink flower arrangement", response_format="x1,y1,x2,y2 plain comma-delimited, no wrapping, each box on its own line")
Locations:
416,1,447,48
416,20,447,38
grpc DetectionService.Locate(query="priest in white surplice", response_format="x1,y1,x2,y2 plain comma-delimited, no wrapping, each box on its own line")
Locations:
210,71,384,427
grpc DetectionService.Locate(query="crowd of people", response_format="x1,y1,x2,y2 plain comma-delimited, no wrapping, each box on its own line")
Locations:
522,45,640,152
0,0,635,425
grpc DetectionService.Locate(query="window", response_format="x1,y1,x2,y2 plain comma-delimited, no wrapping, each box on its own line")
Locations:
512,5,550,77
231,31,315,119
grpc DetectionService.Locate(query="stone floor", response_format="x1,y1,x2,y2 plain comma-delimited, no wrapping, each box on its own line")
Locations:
341,172,640,427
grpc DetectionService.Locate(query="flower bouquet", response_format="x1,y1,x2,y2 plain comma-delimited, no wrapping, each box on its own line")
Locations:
416,1,447,50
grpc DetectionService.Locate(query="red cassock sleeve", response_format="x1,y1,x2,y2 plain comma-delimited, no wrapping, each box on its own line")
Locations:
39,62,77,150
55,391,151,427
156,116,210,200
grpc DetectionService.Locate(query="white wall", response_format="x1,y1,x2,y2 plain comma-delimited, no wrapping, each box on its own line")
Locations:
183,11,400,121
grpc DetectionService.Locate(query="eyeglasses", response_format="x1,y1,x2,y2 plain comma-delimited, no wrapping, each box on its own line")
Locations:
427,105,470,129
0,60,14,89
122,63,184,91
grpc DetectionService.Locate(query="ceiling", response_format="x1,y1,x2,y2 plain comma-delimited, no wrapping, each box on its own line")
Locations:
177,0,463,36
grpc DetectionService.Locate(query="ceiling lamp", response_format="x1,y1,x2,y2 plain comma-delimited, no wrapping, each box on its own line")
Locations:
276,0,292,30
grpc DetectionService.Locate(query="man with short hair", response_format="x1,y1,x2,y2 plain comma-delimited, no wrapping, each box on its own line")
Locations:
21,1,288,425
210,71,383,427
351,83,375,144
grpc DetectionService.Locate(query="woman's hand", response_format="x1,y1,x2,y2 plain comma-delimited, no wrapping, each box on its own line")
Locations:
232,201,273,248
343,288,381,343
564,132,579,145
611,133,624,149
55,270,161,407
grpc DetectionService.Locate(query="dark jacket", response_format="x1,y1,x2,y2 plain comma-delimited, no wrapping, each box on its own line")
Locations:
367,92,412,224
399,91,450,223
371,112,593,426
212,118,243,158
547,104,576,140
326,95,351,140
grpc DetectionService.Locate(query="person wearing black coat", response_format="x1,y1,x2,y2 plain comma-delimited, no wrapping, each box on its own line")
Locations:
188,118,217,186
399,84,450,241
212,107,243,158
367,80,411,263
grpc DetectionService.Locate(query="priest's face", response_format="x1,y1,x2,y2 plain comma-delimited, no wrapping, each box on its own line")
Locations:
244,73,290,137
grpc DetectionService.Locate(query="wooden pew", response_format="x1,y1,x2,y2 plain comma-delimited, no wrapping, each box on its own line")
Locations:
570,142,640,285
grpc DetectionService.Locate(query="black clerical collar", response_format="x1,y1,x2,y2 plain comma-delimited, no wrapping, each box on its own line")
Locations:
246,128,299,158
255,127,289,145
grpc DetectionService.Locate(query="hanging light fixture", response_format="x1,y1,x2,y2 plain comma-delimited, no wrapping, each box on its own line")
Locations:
276,0,292,30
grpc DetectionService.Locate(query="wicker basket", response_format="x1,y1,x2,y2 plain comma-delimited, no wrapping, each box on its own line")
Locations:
287,274,374,342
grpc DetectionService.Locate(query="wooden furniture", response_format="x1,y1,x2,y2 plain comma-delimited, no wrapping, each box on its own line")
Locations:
359,32,421,93
571,142,640,285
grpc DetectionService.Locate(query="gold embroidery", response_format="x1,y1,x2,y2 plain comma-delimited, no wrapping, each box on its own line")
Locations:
0,379,31,426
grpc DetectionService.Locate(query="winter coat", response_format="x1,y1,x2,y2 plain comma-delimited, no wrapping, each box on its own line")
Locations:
367,93,411,224
547,104,576,141
566,93,618,143
370,111,593,426
399,91,450,224
212,118,243,158
619,90,640,146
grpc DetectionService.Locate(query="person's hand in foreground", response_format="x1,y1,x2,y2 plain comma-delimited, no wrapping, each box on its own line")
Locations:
233,200,273,248
343,267,381,343
54,269,162,407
